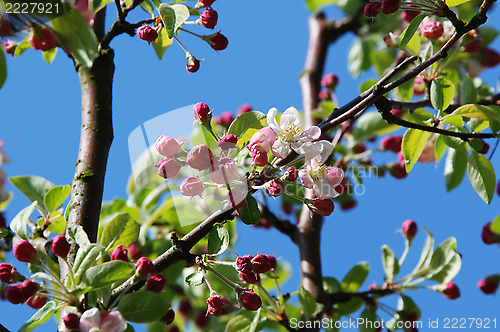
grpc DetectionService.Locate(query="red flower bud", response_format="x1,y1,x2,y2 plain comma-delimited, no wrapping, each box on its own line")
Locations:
111,245,129,262
352,142,366,154
155,136,182,158
267,255,277,270
213,111,234,127
340,199,357,211
381,0,399,14
401,10,420,23
464,39,482,54
390,109,404,117
334,177,348,196
254,218,271,229
310,199,335,216
155,158,181,179
380,135,403,153
194,309,210,328
252,253,272,273
218,134,238,151
251,149,268,167
481,48,500,68
187,145,214,170
201,9,218,29
442,281,460,300
481,222,500,245
421,21,444,39
136,25,158,43
31,29,57,51
267,180,283,197
146,273,167,293
197,0,215,8
401,219,417,240
128,243,143,260
186,52,201,73
237,104,253,115
180,177,205,197
286,167,298,181
5,285,27,304
478,275,500,295
388,162,407,179
161,308,176,325
27,295,47,309
235,255,253,274
193,102,212,125
240,291,262,311
320,73,339,90
364,2,381,17
135,257,156,276
179,298,193,316
0,16,14,38
13,240,37,263
52,235,71,258
318,89,331,101
63,314,80,330
206,295,225,316
239,271,260,284
0,263,18,284
206,31,228,51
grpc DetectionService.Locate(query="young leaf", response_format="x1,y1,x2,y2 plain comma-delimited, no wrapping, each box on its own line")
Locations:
185,271,204,287
0,42,6,89
431,77,455,112
228,111,266,138
100,213,140,251
446,0,471,6
445,104,500,123
348,39,372,77
10,175,55,212
351,111,400,142
44,185,71,212
459,75,478,104
10,201,37,240
207,223,230,256
444,146,468,191
402,128,432,172
238,196,260,225
42,47,57,64
14,36,31,57
117,291,170,323
381,245,399,282
410,229,434,277
72,244,106,284
82,260,135,288
427,237,457,276
226,311,261,332
468,151,496,204
341,262,369,293
152,28,173,60
159,4,190,39
89,0,113,12
67,225,91,247
18,301,57,332
433,135,447,165
399,13,426,50
298,286,317,319
429,252,462,284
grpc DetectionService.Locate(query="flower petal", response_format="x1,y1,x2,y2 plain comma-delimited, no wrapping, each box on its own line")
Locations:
313,178,340,199
298,126,321,142
272,138,291,158
298,170,314,189
280,107,302,129
266,107,281,135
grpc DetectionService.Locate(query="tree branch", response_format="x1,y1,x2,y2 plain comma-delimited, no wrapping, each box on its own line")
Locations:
261,205,298,243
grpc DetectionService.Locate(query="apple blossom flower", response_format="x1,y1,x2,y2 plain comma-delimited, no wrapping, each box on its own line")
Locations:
80,308,127,332
298,154,344,199
180,177,205,196
210,157,238,184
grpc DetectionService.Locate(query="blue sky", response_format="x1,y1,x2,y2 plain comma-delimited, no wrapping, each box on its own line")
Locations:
1,0,500,330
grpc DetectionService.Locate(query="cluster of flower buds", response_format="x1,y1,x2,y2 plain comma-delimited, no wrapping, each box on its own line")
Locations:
235,253,277,285
4,279,40,305
318,73,339,102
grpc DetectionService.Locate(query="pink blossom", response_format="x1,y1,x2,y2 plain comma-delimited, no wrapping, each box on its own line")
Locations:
155,136,182,158
210,157,237,184
80,308,127,332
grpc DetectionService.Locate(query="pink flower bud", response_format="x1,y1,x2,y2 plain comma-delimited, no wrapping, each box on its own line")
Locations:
240,291,262,311
128,243,143,260
180,177,205,196
80,309,127,332
380,135,403,153
201,9,218,29
310,199,335,216
206,295,225,316
137,25,158,43
381,0,399,14
156,158,181,179
205,31,228,51
210,157,237,184
364,2,381,17
401,219,417,240
249,127,276,153
267,255,277,270
197,0,215,8
334,177,347,195
442,281,460,300
161,308,175,325
252,254,272,273
111,245,129,262
390,108,404,117
401,10,420,23
267,180,283,197
52,235,71,258
237,104,252,115
320,73,339,90
235,254,253,273
478,275,500,295
135,257,156,276
340,199,357,210
31,29,57,51
27,295,47,309
3,40,17,55
13,240,37,263
286,167,298,181
187,145,214,170
413,76,426,95
421,21,444,39
239,271,260,284
64,313,80,330
213,111,234,127
155,136,182,158
318,89,331,101
481,48,500,68
481,222,500,245
228,190,246,210
186,52,201,73
218,134,238,151
193,102,212,125
326,167,344,187
146,273,167,293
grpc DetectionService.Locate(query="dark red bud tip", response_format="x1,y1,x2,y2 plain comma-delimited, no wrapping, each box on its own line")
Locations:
235,254,253,274
30,29,57,51
310,199,335,216
364,2,381,17
201,9,218,29
27,295,47,309
286,167,298,181
136,257,156,276
63,313,80,330
52,235,71,258
401,219,417,240
481,222,500,245
111,245,129,262
207,295,225,316
240,291,262,311
207,31,228,51
442,281,460,300
137,25,158,43
193,103,212,125
267,180,284,197
252,254,272,273
13,240,37,263
146,273,167,293
478,275,500,295
161,308,176,325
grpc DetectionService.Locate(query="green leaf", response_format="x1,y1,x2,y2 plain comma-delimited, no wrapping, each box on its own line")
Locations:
159,4,190,39
434,135,447,165
117,291,170,323
459,75,478,104
18,301,57,332
341,262,369,293
429,252,461,284
45,212,67,234
185,271,204,287
323,277,342,293
67,225,91,247
207,223,230,256
442,133,465,150
400,13,426,50
83,260,134,288
89,0,113,12
238,196,260,225
428,237,458,276
402,128,432,172
352,111,400,142
140,0,155,15
348,39,372,77
431,77,455,112
446,0,471,6
335,297,364,316
228,111,266,138
42,47,57,64
359,308,379,332
409,108,433,124
10,201,37,240
44,185,71,212
305,0,335,11
0,42,6,89
370,50,394,77
444,146,468,191
298,286,317,319
396,77,414,102
445,104,500,123
100,213,140,251
10,175,55,212
152,27,173,60
51,10,98,68
490,214,500,235
467,151,496,204
73,244,106,285
411,229,434,277
381,245,399,282
0,192,12,210
0,228,8,239
226,310,261,332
